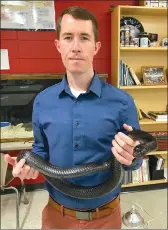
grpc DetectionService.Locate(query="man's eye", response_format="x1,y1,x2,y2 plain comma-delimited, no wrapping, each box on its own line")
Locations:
82,37,88,40
65,37,72,40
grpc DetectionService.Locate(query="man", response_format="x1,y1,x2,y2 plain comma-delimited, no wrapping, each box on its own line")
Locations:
5,6,143,229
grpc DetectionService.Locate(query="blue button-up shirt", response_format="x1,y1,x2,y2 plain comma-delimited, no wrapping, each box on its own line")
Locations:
32,72,142,209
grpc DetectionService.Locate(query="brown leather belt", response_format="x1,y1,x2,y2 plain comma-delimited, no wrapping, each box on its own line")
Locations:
49,195,120,220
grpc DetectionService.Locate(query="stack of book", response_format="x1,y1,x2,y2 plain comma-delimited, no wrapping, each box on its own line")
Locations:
122,154,166,185
132,156,151,183
150,131,168,151
148,111,168,122
136,109,168,122
122,171,132,185
120,60,141,86
122,157,150,185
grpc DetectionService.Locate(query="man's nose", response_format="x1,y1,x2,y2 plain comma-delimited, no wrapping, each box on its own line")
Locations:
71,39,81,53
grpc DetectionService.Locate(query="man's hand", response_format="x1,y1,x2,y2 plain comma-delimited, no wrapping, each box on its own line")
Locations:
4,154,39,180
111,123,139,166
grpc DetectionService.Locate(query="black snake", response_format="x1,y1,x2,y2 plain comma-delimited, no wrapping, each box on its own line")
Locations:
17,129,157,199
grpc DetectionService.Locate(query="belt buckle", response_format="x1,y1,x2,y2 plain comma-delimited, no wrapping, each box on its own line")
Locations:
76,211,92,220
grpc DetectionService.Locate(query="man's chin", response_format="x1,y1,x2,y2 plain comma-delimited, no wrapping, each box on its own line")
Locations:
67,67,86,74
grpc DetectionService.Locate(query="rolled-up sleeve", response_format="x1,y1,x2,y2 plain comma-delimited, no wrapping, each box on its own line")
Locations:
32,96,49,160
120,94,143,171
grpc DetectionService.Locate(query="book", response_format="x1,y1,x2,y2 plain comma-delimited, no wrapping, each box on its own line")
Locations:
140,109,151,119
155,155,164,170
148,111,168,119
149,116,167,122
134,100,143,120
122,171,129,184
123,63,127,86
132,168,142,183
129,67,141,85
164,168,167,179
150,131,168,137
120,60,123,86
128,71,136,85
141,157,150,182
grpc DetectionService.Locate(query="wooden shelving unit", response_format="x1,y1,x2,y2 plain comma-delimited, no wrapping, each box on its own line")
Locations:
119,5,167,16
120,47,167,51
139,119,167,132
111,5,167,190
146,151,167,156
120,85,167,89
140,119,167,125
122,179,167,188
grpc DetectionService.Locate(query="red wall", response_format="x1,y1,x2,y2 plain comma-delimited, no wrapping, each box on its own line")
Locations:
1,0,138,81
1,0,138,186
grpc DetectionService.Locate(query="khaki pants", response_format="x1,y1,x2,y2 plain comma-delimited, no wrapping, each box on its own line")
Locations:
42,197,122,229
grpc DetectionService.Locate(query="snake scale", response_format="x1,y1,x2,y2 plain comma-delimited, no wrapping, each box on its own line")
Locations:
17,129,157,199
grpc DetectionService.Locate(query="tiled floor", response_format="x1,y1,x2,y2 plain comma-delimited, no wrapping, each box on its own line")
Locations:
1,188,167,229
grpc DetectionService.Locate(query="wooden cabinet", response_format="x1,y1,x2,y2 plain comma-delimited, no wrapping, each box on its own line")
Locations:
111,5,167,189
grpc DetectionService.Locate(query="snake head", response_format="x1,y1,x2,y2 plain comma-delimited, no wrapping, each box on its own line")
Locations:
133,143,150,158
128,129,158,158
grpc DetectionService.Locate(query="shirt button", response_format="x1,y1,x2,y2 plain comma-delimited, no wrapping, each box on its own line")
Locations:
75,121,79,126
75,144,79,149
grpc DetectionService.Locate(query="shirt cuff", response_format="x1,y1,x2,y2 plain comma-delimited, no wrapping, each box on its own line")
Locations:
122,157,143,171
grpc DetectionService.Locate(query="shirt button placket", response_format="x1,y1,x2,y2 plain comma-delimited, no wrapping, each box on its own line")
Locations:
74,121,79,150
74,99,80,151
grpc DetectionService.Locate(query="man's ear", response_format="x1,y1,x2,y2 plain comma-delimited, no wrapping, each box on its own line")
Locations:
94,41,101,56
54,39,61,53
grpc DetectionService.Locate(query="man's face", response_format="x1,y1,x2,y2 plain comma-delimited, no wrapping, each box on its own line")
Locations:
55,14,101,74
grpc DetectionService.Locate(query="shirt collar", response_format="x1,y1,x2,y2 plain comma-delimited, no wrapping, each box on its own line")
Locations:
57,71,102,98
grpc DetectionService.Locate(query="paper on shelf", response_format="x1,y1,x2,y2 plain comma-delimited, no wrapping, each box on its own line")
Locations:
0,49,10,70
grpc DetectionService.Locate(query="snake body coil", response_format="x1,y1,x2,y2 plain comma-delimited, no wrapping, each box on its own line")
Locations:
17,130,157,199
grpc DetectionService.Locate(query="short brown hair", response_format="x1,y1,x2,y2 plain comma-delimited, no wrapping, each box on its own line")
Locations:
56,6,98,41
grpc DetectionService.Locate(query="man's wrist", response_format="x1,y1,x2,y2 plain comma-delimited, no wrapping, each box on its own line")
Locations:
122,157,143,171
